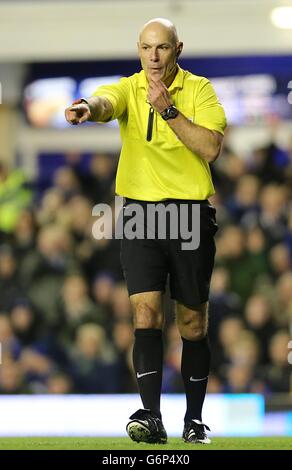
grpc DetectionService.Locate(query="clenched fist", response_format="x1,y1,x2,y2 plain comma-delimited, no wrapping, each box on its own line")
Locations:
147,79,173,114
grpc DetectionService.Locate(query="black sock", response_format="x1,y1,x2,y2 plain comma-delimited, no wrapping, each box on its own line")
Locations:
133,328,163,419
181,336,210,423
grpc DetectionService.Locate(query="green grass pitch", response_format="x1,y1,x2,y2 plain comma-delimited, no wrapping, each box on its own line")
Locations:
0,437,291,450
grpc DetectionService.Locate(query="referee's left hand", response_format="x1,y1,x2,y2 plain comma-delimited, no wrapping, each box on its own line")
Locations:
147,79,173,113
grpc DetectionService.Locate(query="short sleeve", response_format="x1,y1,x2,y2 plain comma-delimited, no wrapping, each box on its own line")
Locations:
194,78,227,135
92,77,129,121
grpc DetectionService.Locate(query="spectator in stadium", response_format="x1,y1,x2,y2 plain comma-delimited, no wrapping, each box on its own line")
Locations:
0,315,20,362
0,360,28,394
52,166,80,201
69,323,121,393
265,330,292,393
216,225,268,304
111,282,132,322
228,330,260,370
112,321,137,393
242,184,288,248
225,174,260,223
244,294,277,365
36,188,65,226
213,151,246,199
0,244,25,311
211,315,245,375
12,209,37,261
248,141,290,185
162,340,184,393
0,162,32,239
224,363,259,394
208,267,241,344
65,18,226,444
45,371,73,394
92,272,115,314
20,224,80,324
55,274,105,346
269,243,291,280
19,348,56,393
9,299,43,347
275,272,292,328
66,152,117,204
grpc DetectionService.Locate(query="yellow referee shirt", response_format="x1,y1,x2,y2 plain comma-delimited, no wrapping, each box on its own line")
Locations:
93,66,226,201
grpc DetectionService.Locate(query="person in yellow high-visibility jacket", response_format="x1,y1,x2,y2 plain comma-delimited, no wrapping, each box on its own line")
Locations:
65,17,226,445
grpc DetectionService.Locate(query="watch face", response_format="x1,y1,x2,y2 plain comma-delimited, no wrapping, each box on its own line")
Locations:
162,106,178,120
168,108,178,118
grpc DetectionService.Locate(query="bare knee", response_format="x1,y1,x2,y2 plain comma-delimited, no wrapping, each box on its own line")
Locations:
176,303,208,341
131,292,164,329
134,302,163,329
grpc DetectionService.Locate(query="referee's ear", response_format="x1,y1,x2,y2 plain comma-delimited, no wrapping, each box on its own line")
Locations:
176,42,183,59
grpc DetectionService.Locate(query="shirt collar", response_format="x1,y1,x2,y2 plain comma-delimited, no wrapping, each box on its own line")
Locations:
137,65,184,91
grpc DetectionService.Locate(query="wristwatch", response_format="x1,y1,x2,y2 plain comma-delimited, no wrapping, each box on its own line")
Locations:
161,105,179,121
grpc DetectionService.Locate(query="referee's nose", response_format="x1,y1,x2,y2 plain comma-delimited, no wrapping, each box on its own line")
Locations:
150,48,159,62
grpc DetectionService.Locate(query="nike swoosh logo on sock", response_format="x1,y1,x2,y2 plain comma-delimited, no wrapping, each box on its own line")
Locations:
137,371,158,379
190,375,209,382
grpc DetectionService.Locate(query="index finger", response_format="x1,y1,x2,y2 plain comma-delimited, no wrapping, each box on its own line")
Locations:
158,79,168,90
69,105,81,112
149,78,160,86
151,79,166,89
150,79,166,92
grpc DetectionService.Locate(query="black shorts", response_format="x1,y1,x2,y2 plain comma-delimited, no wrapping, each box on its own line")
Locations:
120,198,218,309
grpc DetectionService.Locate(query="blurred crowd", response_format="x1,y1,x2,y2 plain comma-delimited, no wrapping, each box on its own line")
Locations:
0,126,292,395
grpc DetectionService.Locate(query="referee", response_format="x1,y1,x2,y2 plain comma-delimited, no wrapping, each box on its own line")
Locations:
65,18,226,444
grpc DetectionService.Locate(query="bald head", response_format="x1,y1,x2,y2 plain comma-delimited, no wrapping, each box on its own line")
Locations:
139,18,179,45
138,18,183,85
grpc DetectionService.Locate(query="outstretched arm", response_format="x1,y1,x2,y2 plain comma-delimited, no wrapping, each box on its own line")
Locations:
65,96,114,125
